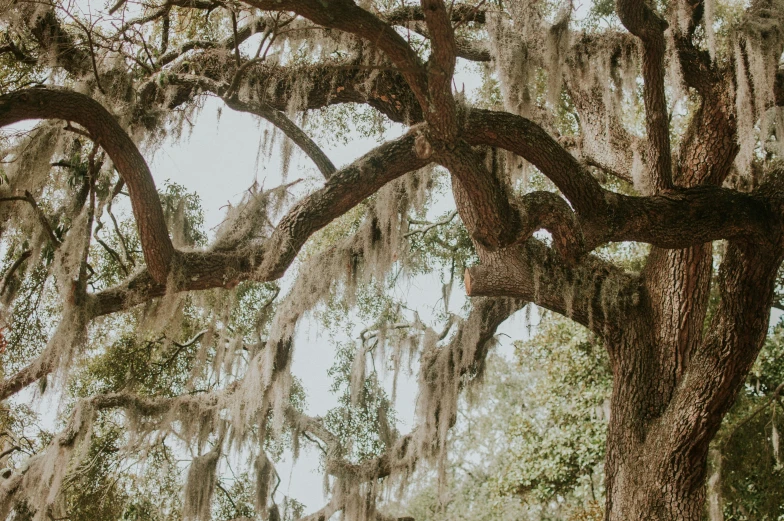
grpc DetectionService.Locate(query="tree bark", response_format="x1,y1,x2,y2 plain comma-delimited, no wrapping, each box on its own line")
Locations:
602,240,782,520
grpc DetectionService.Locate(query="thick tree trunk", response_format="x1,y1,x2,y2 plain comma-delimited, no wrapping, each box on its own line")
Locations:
602,241,782,520
604,323,710,520
605,438,706,519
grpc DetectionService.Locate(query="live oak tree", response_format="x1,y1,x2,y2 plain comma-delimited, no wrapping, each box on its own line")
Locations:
0,0,784,519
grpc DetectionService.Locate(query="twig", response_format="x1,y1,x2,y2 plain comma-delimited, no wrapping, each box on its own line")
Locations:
95,228,129,275
156,329,209,369
108,0,128,14
405,210,458,237
61,12,106,95
0,192,61,247
230,9,242,67
0,250,32,296
63,122,94,140
160,12,170,54
106,179,135,267
0,445,20,460
216,481,238,512
723,382,784,447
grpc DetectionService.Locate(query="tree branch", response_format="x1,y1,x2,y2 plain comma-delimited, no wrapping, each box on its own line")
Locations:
517,191,585,262
438,141,521,249
404,210,457,237
463,109,607,217
0,250,32,296
142,56,422,125
0,191,61,247
0,312,83,401
384,4,486,25
0,88,174,283
616,0,673,192
421,0,459,138
466,239,636,336
0,40,36,66
668,1,739,187
225,95,335,178
462,109,784,253
90,128,429,317
201,83,336,178
246,0,430,111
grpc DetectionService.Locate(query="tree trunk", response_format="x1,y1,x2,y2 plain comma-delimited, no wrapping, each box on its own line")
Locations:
602,241,782,520
605,438,706,520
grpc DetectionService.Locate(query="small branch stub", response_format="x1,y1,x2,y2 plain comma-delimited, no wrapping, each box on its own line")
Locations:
414,132,433,159
464,267,474,296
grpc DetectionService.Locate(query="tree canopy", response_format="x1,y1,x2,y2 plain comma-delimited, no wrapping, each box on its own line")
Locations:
1,0,784,519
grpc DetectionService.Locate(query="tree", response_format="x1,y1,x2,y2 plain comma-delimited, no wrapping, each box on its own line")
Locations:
401,311,784,521
401,316,611,521
0,0,784,519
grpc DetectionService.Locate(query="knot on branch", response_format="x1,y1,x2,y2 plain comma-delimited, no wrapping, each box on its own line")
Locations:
414,132,433,159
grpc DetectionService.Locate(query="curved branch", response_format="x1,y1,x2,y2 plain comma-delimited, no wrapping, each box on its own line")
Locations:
463,109,607,217
0,88,174,283
466,240,637,336
156,17,266,68
675,85,738,186
669,1,738,187
90,128,429,317
246,0,429,110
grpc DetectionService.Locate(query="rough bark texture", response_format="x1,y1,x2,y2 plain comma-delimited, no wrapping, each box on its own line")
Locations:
2,0,784,519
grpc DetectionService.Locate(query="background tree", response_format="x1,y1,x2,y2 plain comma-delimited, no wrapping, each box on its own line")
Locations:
400,311,784,521
0,0,784,520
